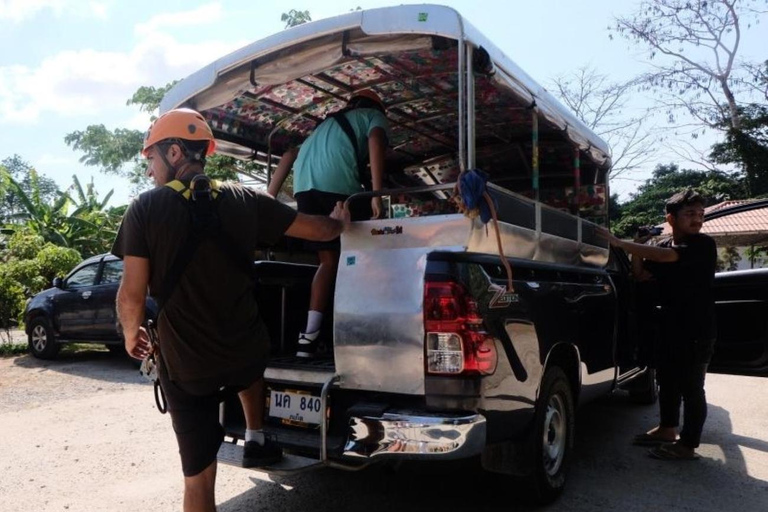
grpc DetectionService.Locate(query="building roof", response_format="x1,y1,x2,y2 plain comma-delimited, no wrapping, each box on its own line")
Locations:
660,199,768,246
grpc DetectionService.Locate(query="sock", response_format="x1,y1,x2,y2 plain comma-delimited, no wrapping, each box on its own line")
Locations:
245,429,264,445
305,310,323,334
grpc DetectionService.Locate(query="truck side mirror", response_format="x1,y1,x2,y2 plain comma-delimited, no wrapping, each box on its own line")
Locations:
52,277,63,289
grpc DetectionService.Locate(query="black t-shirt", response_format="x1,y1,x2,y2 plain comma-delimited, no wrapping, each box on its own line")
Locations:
111,179,297,381
644,233,717,342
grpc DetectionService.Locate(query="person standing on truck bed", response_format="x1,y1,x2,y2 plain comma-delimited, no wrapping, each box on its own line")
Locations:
112,108,351,512
603,188,716,461
268,89,390,358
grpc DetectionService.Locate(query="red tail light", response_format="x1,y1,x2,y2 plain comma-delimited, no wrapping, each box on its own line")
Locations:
424,281,498,376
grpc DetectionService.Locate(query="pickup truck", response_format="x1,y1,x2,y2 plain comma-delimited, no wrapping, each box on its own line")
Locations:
159,4,768,503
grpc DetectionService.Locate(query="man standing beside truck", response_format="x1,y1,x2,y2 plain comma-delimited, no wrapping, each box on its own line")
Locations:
604,189,716,461
112,108,350,512
268,89,390,358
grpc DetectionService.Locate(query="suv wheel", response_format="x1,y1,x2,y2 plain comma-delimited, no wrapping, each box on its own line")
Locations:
28,318,60,359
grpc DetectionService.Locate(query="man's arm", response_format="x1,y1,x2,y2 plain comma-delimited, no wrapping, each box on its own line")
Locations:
116,255,151,360
267,148,298,198
602,230,679,263
284,201,350,241
368,127,387,219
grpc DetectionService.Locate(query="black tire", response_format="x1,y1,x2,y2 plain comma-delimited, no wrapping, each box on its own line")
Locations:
527,367,575,504
629,368,658,405
27,318,60,360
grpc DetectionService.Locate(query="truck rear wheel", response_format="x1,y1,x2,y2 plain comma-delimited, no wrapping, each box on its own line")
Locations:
528,366,574,504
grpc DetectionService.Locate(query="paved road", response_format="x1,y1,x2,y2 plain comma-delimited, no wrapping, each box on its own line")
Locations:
1,349,766,512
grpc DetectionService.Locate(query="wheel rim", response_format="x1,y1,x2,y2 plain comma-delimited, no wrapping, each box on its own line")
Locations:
31,325,48,352
542,393,566,476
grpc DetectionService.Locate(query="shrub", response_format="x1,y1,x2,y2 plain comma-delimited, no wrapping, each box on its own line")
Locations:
0,272,25,331
36,244,81,285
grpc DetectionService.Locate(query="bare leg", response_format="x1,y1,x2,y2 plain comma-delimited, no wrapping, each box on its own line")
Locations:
183,460,217,512
309,249,340,314
239,377,265,430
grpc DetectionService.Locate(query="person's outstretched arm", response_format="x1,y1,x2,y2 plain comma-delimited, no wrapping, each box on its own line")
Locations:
267,148,298,198
284,201,351,241
601,229,679,264
368,127,387,219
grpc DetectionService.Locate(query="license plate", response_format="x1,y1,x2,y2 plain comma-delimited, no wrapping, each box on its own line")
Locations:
268,389,323,426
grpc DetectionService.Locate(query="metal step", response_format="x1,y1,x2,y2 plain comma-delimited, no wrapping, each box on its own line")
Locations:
217,441,323,473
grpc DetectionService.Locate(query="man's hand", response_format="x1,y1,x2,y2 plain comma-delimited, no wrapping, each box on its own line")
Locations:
371,197,383,219
125,326,152,361
597,227,624,249
633,231,653,245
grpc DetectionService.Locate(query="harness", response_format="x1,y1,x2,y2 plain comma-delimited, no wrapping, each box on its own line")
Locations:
329,111,371,190
144,175,256,413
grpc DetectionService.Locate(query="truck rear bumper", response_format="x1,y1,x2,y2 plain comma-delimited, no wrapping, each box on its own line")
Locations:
343,411,486,460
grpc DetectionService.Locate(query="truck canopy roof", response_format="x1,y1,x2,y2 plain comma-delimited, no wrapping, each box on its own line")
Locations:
161,4,612,191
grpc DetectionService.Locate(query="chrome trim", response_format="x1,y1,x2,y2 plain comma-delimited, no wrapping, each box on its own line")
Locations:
320,374,340,462
344,411,486,460
264,367,335,386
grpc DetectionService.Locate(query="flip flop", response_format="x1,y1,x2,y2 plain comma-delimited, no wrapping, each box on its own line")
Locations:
648,443,700,461
632,433,678,446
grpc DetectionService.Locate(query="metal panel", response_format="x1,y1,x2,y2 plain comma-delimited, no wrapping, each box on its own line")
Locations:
334,215,471,395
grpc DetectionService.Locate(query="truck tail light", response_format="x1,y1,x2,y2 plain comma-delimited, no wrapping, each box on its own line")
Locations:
424,281,498,376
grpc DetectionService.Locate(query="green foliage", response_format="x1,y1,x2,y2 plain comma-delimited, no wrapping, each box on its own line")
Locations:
4,229,44,260
710,62,768,196
64,125,145,183
612,163,747,238
127,82,178,115
0,230,82,332
0,271,25,331
281,9,311,28
2,169,116,258
717,246,742,272
36,244,81,285
1,155,59,225
0,343,28,357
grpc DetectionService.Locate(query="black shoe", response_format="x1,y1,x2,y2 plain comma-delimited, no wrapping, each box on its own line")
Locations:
296,331,320,358
243,438,282,467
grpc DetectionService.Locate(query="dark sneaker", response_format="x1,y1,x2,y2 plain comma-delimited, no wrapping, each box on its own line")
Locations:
296,330,320,358
243,438,282,467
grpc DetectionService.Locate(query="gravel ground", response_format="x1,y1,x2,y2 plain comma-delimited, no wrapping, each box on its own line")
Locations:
1,349,767,512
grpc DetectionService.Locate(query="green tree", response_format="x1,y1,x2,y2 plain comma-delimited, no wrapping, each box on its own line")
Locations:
710,61,768,196
281,9,311,28
612,163,747,237
613,0,768,194
1,155,59,225
1,169,117,257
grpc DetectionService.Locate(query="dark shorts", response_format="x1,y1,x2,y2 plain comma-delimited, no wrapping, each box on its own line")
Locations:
158,359,267,477
295,189,372,251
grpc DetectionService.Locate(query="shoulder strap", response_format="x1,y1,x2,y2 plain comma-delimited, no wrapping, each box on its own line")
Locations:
155,177,253,314
330,112,369,186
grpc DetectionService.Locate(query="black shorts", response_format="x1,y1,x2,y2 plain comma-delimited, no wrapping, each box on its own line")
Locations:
158,359,267,477
295,189,372,251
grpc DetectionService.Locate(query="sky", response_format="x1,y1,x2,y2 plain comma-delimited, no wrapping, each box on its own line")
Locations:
1,0,766,207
